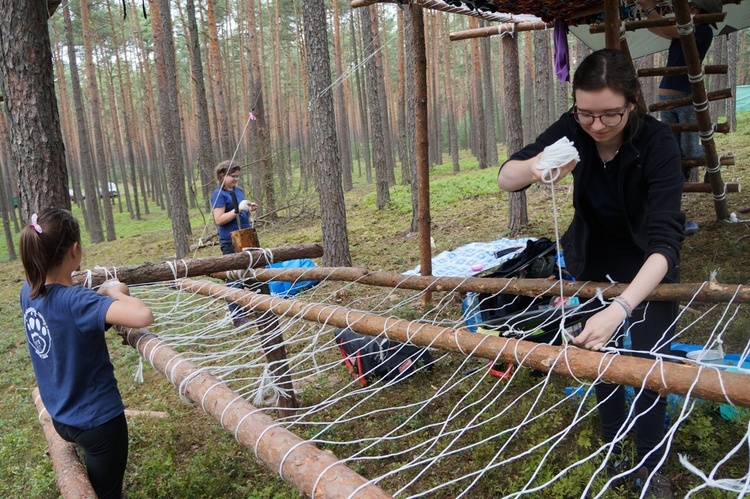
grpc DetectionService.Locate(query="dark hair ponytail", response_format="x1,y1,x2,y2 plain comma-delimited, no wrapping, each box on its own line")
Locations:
572,49,647,137
19,208,82,299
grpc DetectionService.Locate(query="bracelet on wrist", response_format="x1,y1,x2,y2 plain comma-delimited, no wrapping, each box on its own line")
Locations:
611,296,633,318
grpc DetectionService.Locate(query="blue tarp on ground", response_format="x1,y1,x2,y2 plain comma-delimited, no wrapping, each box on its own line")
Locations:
265,258,318,297
737,85,750,113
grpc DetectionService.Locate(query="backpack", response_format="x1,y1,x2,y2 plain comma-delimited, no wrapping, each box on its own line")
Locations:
334,328,434,387
464,238,581,345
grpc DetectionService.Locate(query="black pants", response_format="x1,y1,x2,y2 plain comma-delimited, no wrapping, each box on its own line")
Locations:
53,412,128,499
590,300,677,471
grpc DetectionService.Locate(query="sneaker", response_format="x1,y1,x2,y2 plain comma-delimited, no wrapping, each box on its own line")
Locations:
684,220,700,236
633,467,673,499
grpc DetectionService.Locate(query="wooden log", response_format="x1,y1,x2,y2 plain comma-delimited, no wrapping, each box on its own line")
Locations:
589,11,726,33
115,326,390,499
648,88,732,112
179,279,750,408
124,410,170,419
32,388,97,499
668,122,730,133
449,21,552,41
234,266,750,304
638,64,728,78
682,155,735,168
70,244,323,287
683,182,740,193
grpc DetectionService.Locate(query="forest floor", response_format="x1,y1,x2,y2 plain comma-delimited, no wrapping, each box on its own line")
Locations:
1,114,749,497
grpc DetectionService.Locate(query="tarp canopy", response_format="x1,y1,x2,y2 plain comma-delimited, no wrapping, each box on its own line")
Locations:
569,1,750,59
737,85,750,112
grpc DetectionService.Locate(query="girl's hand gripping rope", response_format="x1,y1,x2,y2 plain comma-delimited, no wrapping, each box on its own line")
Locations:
534,137,580,184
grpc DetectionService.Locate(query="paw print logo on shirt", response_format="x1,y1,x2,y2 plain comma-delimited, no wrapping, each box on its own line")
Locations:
24,308,51,359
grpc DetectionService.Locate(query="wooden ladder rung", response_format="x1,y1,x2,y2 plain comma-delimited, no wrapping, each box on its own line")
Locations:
683,182,740,193
589,11,726,33
682,155,735,168
649,88,733,112
638,65,728,78
668,122,730,133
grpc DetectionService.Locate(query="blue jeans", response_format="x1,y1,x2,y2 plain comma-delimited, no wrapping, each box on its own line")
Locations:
53,413,128,499
659,93,703,160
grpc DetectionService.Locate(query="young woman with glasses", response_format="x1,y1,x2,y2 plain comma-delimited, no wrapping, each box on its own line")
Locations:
498,49,684,497
211,160,258,327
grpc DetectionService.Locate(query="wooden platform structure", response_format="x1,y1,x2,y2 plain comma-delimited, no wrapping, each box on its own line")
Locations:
351,0,747,282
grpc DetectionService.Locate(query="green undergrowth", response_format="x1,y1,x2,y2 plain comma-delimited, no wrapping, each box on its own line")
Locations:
1,114,749,497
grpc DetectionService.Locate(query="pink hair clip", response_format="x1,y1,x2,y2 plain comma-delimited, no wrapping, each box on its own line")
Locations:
30,213,43,234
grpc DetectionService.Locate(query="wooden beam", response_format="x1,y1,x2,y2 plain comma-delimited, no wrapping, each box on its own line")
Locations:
32,389,97,499
683,182,740,193
648,88,733,112
450,21,552,41
589,11,726,34
638,64,728,78
117,324,390,499
179,279,750,408
233,266,750,304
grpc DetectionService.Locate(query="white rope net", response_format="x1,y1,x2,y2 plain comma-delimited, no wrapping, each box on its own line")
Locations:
122,270,750,498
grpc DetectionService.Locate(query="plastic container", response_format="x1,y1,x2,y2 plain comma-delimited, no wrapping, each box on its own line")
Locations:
686,349,725,365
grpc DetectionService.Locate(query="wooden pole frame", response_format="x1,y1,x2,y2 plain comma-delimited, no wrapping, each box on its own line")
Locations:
179,278,750,408
116,325,391,499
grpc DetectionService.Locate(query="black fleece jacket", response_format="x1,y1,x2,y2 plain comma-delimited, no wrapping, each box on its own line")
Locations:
503,112,685,283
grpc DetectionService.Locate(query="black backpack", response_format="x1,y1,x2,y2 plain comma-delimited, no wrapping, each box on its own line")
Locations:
334,328,433,387
475,238,581,345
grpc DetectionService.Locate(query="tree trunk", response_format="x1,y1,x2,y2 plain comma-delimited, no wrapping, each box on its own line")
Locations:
481,21,498,167
150,0,192,258
404,7,418,233
360,7,390,209
442,16,460,173
351,14,372,184
63,5,104,241
396,9,410,185
727,32,737,131
501,34,528,231
206,0,234,159
523,33,536,144
331,0,353,192
0,1,69,217
470,18,487,169
80,0,116,241
534,29,554,129
186,0,215,213
302,0,352,268
370,8,397,187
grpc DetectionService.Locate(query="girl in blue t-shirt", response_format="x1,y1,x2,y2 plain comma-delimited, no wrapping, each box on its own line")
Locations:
211,160,258,327
20,208,153,499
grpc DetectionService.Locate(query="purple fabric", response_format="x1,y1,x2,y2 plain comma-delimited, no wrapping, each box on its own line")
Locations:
553,19,570,82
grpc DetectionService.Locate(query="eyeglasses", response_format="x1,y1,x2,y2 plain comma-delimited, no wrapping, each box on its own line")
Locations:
571,107,629,127
228,174,241,179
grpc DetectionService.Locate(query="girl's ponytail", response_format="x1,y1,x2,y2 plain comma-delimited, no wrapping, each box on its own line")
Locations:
19,208,82,299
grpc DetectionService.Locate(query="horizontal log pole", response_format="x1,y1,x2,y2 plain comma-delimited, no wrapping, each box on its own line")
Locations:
70,244,323,287
683,182,740,193
179,279,750,408
682,155,735,168
590,11,725,33
450,21,551,40
668,122,730,133
233,266,750,304
116,325,390,499
638,64,727,78
649,88,732,112
32,388,97,499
